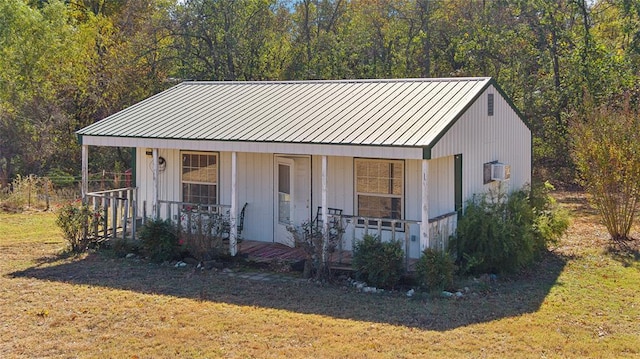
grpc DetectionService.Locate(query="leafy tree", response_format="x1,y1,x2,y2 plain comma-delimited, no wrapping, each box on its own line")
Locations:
571,100,640,242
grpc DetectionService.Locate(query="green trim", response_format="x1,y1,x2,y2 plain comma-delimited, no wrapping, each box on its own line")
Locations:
130,147,137,188
422,147,431,160
454,154,463,219
77,134,83,145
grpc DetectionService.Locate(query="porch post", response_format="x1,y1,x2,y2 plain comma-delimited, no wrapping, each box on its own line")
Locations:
321,155,329,266
152,148,158,219
420,159,430,251
229,151,238,256
81,144,89,200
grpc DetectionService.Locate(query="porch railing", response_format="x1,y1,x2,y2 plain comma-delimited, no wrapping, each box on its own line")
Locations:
85,187,137,241
154,200,231,224
327,211,458,270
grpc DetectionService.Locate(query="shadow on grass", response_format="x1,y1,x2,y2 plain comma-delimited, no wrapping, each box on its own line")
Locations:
606,240,640,269
9,251,567,331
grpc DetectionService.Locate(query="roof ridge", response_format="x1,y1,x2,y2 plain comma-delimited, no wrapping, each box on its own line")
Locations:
180,77,491,86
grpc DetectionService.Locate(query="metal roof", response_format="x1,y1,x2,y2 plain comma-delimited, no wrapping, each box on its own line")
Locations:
77,77,494,148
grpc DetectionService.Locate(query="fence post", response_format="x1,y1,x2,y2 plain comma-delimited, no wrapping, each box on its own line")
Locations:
122,199,128,240
132,200,137,241
103,197,109,238
111,196,117,239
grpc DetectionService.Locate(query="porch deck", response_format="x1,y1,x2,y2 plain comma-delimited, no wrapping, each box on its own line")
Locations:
238,240,422,272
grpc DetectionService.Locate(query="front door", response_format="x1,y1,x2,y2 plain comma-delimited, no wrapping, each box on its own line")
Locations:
274,156,311,246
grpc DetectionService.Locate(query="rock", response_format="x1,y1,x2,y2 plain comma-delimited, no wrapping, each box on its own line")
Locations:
125,253,136,259
175,261,187,268
464,287,470,293
356,282,365,290
455,291,463,298
363,286,376,293
441,291,454,298
406,289,415,297
222,267,233,274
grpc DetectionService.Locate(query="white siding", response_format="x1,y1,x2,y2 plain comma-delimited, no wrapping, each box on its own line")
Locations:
310,155,354,216
235,152,274,243
431,85,531,202
136,148,181,217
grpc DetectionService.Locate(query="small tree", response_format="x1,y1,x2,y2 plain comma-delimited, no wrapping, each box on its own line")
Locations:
571,103,640,242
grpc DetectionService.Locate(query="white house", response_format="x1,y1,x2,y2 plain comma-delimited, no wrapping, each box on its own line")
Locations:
77,77,531,259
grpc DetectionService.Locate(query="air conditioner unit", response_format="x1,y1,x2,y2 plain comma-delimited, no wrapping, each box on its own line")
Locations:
491,163,511,181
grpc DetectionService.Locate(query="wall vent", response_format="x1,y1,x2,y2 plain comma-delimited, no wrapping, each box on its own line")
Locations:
487,93,494,116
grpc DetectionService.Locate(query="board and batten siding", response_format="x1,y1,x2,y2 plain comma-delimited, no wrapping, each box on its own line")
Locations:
135,149,276,243
136,148,182,218
430,85,531,202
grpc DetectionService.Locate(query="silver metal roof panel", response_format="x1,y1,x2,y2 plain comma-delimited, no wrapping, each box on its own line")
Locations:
77,78,495,148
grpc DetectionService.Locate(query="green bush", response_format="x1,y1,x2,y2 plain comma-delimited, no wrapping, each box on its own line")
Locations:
452,185,569,275
415,248,456,292
530,181,571,250
352,235,404,289
139,218,179,263
56,201,99,253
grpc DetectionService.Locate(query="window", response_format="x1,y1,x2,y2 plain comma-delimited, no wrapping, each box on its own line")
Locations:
181,152,218,205
355,159,404,223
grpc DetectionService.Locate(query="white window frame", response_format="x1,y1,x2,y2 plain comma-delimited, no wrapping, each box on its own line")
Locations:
180,151,219,206
354,158,404,228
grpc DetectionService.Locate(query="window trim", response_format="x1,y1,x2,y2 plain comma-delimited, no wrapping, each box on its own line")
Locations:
354,158,405,228
180,151,219,206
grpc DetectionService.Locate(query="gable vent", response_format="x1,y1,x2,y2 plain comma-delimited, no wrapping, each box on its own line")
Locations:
488,93,494,116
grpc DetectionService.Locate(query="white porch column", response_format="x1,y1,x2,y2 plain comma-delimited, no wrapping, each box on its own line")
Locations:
152,148,159,219
321,155,329,266
81,144,88,200
420,159,430,251
229,151,238,257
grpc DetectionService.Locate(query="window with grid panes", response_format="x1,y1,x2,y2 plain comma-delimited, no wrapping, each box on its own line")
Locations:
181,152,218,205
355,159,403,225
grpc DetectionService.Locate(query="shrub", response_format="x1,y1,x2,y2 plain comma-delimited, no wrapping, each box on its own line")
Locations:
415,248,456,292
530,181,571,250
139,218,179,263
177,210,226,261
452,185,569,275
352,235,404,289
56,201,100,253
571,102,640,242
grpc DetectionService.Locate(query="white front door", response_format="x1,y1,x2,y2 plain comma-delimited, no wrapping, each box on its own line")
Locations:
274,155,311,246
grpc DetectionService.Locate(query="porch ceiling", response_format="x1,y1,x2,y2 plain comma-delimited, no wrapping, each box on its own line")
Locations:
77,77,492,155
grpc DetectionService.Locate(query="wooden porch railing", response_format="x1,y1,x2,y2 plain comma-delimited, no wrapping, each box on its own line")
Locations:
156,200,231,234
327,211,458,270
85,187,137,241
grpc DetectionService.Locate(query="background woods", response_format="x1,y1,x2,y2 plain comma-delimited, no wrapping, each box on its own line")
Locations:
1,0,639,188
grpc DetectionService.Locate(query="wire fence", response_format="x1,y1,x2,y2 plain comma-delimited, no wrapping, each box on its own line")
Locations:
0,171,133,211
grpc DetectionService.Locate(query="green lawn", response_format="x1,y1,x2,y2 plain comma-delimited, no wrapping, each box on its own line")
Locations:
0,193,638,358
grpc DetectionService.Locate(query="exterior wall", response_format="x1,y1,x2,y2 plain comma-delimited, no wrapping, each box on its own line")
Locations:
135,150,456,257
136,147,181,217
430,85,532,204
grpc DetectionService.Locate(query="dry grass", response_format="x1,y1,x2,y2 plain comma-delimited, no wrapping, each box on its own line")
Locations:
1,193,639,358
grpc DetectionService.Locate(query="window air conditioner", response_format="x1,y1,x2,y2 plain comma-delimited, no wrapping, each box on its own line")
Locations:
491,163,511,181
